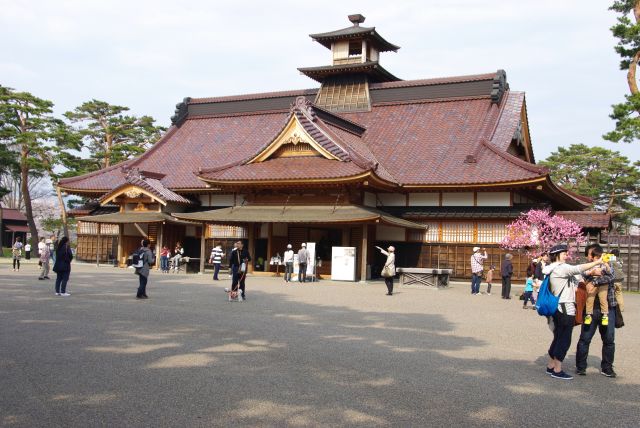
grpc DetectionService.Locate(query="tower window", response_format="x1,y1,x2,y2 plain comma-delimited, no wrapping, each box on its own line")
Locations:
348,40,361,56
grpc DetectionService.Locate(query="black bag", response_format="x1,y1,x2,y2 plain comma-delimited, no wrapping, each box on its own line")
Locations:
131,248,144,268
38,260,42,267
615,305,624,329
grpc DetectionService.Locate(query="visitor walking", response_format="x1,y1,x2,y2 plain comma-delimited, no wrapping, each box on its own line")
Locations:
297,243,309,283
24,242,31,260
12,236,23,271
38,240,51,280
37,237,46,257
228,240,251,300
470,247,487,295
543,244,602,380
522,272,536,309
501,253,513,299
52,236,73,297
283,244,294,283
209,244,224,280
135,239,154,299
377,245,396,296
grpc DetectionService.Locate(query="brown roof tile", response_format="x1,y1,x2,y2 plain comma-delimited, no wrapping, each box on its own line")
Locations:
555,211,611,229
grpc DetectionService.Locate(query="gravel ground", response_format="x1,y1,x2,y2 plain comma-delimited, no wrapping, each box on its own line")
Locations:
1,263,638,427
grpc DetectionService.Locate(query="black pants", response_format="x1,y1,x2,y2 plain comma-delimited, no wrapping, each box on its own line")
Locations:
137,274,148,297
576,307,615,372
213,263,221,280
13,258,20,270
548,311,575,362
384,277,394,294
232,266,246,297
55,270,70,294
522,291,535,306
501,276,511,298
298,263,307,282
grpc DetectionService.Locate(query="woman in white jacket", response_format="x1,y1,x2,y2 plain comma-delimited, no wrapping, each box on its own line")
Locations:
377,245,396,296
543,244,602,380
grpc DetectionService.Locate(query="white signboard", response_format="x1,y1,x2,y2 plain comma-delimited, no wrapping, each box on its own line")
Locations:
331,247,356,281
306,242,316,277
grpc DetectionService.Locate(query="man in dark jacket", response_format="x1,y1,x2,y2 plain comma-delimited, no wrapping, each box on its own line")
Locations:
136,239,154,299
229,240,251,300
501,253,513,299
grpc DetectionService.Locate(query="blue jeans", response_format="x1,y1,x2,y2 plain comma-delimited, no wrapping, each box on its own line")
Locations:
213,263,221,280
160,256,169,272
576,307,615,372
471,273,482,294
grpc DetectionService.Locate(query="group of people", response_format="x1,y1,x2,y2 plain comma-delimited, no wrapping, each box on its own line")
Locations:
469,243,623,380
282,243,311,283
158,242,184,273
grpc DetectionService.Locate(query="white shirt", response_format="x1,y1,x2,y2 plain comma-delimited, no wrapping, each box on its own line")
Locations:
284,250,294,263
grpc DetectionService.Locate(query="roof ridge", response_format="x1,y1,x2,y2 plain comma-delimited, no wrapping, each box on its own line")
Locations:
369,72,496,90
190,88,318,105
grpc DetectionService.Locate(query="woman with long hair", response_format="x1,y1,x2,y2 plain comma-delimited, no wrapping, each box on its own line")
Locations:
52,236,73,296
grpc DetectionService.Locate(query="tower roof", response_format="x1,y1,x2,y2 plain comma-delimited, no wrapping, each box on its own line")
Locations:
309,15,400,52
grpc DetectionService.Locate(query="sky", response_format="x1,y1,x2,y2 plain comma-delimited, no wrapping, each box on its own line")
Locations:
1,0,638,163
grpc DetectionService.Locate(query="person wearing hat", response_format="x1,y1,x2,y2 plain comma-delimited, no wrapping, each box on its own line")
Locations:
376,245,396,295
283,244,294,283
38,239,52,280
297,243,309,283
542,243,603,380
470,247,487,295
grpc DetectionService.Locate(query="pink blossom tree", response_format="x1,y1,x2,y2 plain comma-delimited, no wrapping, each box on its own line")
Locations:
500,209,587,258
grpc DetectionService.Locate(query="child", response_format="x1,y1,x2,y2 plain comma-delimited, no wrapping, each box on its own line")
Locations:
159,246,170,273
485,265,495,295
584,247,614,326
522,273,536,309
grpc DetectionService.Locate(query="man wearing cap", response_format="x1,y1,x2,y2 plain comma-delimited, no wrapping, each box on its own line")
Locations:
297,243,309,283
470,247,487,295
283,244,294,283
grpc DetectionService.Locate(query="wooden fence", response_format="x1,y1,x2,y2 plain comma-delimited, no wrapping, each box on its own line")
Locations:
599,233,640,292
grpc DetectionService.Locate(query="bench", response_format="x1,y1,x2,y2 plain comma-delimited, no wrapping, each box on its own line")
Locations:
396,267,453,288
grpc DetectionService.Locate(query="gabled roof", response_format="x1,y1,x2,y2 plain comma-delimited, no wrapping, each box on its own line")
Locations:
0,207,27,221
99,168,192,205
309,26,400,52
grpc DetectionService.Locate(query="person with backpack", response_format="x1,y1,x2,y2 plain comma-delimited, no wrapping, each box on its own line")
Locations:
52,236,73,296
542,244,602,380
135,239,154,299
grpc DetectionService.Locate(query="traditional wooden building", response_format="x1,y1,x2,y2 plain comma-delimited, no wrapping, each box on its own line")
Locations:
0,206,29,249
60,14,598,280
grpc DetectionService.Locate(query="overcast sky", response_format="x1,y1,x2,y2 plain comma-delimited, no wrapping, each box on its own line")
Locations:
2,0,637,162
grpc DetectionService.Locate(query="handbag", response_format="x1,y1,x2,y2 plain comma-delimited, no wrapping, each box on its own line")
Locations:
38,260,42,267
381,265,395,278
615,304,625,328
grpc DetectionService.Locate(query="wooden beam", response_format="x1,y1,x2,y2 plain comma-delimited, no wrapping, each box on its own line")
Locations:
360,223,368,282
199,223,206,274
117,224,123,267
248,223,255,273
156,222,163,271
96,223,101,267
133,223,148,238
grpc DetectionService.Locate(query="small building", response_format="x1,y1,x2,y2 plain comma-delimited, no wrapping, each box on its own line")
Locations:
59,14,599,280
0,206,29,249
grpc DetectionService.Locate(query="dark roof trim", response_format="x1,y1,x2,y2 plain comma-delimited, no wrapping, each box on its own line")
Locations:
298,61,400,82
309,26,400,52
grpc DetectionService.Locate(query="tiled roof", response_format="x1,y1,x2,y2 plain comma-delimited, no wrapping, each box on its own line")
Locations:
369,73,496,90
555,211,611,229
200,157,366,183
1,208,27,221
99,171,192,205
309,25,400,52
58,72,587,209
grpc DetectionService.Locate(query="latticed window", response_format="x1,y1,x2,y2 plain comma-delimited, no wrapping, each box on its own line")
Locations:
441,222,474,243
408,221,440,242
477,222,507,244
315,75,370,112
77,221,118,235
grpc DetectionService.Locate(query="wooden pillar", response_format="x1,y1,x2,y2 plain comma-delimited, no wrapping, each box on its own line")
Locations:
247,223,255,273
199,223,206,274
96,223,101,266
360,223,368,282
117,224,124,267
341,226,349,246
266,223,273,273
156,222,164,271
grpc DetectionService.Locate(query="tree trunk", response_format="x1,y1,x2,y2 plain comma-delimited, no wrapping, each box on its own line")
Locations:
56,184,69,237
104,133,113,168
629,2,640,96
20,152,39,246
